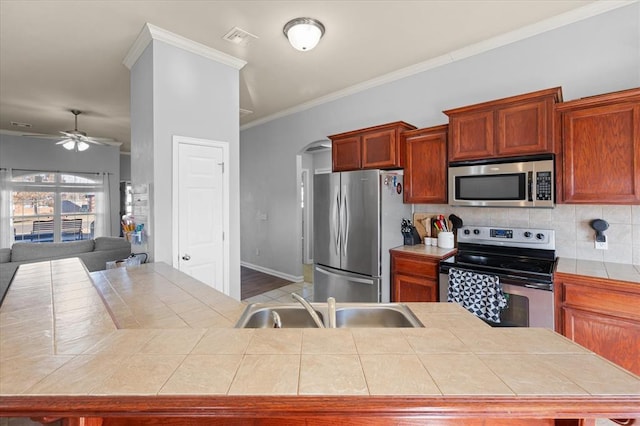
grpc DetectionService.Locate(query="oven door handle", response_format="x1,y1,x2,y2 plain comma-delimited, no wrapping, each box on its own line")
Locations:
523,283,552,291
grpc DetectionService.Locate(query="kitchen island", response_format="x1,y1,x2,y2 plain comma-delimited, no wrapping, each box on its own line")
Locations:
1,258,639,425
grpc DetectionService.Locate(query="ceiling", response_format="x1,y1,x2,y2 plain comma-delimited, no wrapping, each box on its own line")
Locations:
0,0,606,152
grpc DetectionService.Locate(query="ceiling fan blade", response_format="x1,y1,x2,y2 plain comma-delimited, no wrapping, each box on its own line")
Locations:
21,133,62,139
55,139,72,145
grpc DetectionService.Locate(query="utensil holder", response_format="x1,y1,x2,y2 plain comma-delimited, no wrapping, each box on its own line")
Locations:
437,231,454,249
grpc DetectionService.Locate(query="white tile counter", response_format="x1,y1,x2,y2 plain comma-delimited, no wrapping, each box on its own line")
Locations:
1,258,639,423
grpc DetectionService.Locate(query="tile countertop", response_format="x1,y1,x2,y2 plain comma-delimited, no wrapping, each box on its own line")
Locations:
556,257,640,284
390,244,457,259
1,258,639,420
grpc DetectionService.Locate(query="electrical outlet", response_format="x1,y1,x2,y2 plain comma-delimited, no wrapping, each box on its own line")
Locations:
595,239,608,250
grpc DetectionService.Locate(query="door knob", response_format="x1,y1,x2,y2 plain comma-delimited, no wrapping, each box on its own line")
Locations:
182,254,191,261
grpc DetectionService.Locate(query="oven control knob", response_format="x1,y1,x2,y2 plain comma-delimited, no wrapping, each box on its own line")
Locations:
463,229,470,235
473,229,480,235
536,233,545,240
524,231,532,238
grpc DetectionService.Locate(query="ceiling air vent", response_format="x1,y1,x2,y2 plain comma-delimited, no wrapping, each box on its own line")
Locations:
11,121,32,128
223,27,258,46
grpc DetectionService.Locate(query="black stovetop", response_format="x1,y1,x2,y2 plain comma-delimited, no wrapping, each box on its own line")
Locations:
440,242,557,287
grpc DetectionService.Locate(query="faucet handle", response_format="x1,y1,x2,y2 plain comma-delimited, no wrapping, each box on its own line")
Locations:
271,311,282,328
327,297,336,328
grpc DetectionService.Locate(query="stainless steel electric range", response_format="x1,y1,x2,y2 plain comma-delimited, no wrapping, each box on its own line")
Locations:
439,225,557,328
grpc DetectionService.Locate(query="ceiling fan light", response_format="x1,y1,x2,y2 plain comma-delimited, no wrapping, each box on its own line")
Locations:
62,140,76,150
283,18,325,51
77,141,90,151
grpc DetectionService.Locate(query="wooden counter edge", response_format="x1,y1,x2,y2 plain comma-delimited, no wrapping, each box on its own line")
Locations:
2,395,639,420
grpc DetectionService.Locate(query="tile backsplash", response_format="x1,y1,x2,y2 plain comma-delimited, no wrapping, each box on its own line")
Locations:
414,204,640,265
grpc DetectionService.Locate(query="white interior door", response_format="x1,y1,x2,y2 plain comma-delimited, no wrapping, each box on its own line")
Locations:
174,137,228,294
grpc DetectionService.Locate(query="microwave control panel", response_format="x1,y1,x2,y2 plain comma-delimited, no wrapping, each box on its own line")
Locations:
536,171,553,201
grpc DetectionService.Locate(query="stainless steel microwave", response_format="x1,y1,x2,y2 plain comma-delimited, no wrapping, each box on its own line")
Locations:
448,155,554,208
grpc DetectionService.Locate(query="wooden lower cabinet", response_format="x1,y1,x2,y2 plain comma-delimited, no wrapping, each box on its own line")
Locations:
391,251,440,302
555,272,640,376
393,272,438,302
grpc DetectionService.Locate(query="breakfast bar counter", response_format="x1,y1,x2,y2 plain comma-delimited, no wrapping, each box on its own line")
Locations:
1,259,639,425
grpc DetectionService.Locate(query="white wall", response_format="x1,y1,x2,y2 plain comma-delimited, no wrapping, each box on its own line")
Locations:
130,39,242,299
120,153,131,182
0,133,121,239
239,3,640,277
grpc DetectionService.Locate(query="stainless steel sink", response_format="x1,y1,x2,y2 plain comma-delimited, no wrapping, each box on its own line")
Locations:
235,305,325,328
235,302,423,328
334,304,423,328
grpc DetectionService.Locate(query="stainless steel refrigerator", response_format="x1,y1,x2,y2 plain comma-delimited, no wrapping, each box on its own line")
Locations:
313,170,410,303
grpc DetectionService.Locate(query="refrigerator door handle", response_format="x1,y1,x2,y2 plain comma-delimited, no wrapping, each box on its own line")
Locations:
341,185,349,255
315,265,375,285
332,186,341,255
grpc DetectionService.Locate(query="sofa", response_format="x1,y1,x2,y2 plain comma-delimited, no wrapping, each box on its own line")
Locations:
0,237,131,305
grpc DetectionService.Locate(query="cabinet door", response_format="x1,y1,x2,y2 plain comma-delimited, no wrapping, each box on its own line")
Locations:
555,273,640,377
404,126,448,204
562,307,640,376
497,99,551,156
361,129,399,169
393,273,438,302
561,102,640,203
448,110,494,161
332,136,361,171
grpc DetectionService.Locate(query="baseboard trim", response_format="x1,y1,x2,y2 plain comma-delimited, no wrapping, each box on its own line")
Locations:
241,262,303,283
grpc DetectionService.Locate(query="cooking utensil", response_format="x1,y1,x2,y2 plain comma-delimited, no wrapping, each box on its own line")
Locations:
449,214,463,230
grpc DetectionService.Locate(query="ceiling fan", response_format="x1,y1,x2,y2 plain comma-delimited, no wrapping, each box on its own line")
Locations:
55,109,107,152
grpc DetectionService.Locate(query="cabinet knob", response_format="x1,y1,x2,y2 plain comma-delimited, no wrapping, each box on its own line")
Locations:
182,254,191,261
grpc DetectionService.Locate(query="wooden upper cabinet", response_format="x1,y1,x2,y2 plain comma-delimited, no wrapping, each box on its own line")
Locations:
330,121,416,172
497,99,550,156
444,87,562,162
555,87,640,204
332,136,361,171
361,128,399,169
403,125,448,204
447,110,494,160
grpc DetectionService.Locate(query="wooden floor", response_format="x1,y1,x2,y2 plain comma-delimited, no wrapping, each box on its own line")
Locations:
241,267,295,300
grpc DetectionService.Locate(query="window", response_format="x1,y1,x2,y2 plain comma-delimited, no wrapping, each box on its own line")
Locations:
7,171,109,244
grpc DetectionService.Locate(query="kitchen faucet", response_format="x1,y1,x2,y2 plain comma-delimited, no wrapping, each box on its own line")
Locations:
291,293,326,328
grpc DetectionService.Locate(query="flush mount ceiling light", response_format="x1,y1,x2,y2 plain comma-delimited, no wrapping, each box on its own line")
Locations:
283,17,325,51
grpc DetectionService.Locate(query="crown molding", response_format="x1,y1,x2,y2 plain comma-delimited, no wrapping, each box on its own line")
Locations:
240,0,636,131
123,23,247,70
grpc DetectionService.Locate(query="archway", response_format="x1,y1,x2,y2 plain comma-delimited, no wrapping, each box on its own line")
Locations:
295,139,332,284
